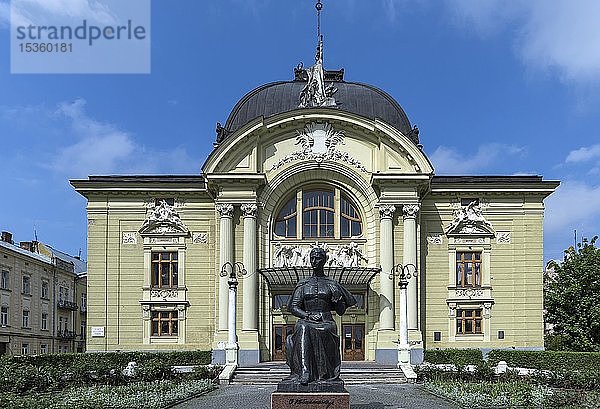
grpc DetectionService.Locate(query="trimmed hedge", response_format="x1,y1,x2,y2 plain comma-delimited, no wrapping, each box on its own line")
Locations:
0,350,213,394
424,349,484,367
487,350,600,372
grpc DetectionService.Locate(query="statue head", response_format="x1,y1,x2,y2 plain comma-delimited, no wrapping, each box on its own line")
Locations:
309,247,327,273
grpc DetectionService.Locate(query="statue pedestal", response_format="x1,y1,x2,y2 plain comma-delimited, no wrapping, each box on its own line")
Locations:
271,392,350,409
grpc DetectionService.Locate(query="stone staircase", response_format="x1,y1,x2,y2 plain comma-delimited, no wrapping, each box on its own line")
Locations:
231,361,407,385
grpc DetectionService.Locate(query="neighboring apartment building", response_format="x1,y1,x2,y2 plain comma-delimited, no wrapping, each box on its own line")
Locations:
0,231,87,355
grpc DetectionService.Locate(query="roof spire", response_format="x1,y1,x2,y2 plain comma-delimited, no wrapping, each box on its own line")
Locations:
298,0,338,108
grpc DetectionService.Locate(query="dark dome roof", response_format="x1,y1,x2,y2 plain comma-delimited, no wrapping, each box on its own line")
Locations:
220,80,417,144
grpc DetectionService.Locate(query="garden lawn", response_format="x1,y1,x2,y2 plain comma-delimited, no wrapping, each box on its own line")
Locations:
0,379,215,409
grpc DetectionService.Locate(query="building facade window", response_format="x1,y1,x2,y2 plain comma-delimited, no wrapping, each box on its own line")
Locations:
0,306,8,326
22,310,30,328
456,252,482,288
41,280,49,299
40,344,48,354
21,343,29,355
22,275,31,295
151,252,178,288
1,270,8,289
81,293,87,311
81,320,86,339
151,311,178,336
58,286,69,302
272,294,290,310
274,189,363,240
456,308,483,334
41,312,48,330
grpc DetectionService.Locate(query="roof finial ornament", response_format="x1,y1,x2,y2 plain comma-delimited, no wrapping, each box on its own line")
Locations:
298,0,338,108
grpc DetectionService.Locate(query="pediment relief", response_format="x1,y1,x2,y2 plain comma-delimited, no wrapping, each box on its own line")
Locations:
444,202,495,237
273,242,367,268
269,122,367,173
139,200,189,236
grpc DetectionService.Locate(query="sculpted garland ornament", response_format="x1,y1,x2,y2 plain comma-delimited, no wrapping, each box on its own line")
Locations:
269,122,367,173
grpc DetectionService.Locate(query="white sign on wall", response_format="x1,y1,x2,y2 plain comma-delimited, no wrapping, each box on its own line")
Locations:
91,326,105,337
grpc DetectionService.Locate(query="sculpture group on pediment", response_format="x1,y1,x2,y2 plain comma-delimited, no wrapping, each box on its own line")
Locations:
139,200,189,235
445,201,494,236
273,242,367,268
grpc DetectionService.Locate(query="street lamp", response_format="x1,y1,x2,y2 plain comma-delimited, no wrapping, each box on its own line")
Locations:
220,261,247,366
389,263,417,366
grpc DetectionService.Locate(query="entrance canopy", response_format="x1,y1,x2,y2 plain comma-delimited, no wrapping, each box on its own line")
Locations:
257,266,380,290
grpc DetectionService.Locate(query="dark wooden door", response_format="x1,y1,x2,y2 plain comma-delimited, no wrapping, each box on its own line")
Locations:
342,324,365,361
272,324,295,361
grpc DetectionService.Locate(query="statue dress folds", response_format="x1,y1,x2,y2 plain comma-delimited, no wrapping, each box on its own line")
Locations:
282,247,356,389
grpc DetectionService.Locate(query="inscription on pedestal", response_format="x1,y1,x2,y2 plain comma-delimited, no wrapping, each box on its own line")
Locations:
271,392,350,409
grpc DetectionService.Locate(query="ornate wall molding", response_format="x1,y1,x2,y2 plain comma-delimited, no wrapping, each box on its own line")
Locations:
445,202,494,236
192,232,208,244
149,237,178,245
427,234,443,245
215,203,234,218
150,289,178,299
139,200,189,236
273,242,367,268
241,203,258,218
455,288,484,298
269,122,367,173
402,204,420,219
379,204,396,220
122,232,137,245
496,232,511,244
454,238,486,245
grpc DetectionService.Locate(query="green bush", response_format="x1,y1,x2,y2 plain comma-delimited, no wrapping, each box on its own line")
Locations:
424,348,484,367
487,350,600,372
0,350,213,394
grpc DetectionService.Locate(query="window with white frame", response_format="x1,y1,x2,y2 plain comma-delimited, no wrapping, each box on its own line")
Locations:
41,280,49,299
40,344,48,354
21,343,29,355
151,311,178,336
456,308,483,334
58,286,69,301
22,275,31,295
22,309,30,328
456,251,482,288
1,270,8,289
41,312,48,330
0,306,8,326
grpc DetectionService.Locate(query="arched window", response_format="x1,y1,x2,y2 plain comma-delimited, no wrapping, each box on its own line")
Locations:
302,190,334,238
273,189,363,239
274,196,297,238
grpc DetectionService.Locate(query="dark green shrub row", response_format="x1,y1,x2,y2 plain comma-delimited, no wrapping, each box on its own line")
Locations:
424,348,484,367
487,350,600,372
0,350,213,394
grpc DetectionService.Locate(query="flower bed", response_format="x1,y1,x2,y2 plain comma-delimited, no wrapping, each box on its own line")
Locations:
0,379,215,409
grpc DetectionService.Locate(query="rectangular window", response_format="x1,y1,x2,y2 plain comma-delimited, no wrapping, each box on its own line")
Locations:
1,270,8,289
58,316,64,332
151,252,178,288
456,309,483,334
81,320,86,339
22,275,31,295
58,286,69,301
40,344,48,354
22,310,30,328
21,343,29,355
272,294,290,310
41,281,49,299
456,252,482,288
350,292,366,309
0,306,8,326
41,312,48,330
81,293,87,310
151,311,178,336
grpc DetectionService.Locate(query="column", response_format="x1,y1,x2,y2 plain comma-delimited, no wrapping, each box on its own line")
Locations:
402,204,420,329
241,203,258,331
379,204,396,330
216,203,234,331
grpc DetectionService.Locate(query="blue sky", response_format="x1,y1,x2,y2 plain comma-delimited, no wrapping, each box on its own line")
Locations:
0,0,599,262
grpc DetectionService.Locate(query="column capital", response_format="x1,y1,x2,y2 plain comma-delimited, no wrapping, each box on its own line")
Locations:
240,203,258,218
379,204,396,220
402,203,420,219
216,203,234,218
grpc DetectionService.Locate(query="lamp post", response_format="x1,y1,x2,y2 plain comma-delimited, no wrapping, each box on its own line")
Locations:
390,263,417,366
220,261,246,366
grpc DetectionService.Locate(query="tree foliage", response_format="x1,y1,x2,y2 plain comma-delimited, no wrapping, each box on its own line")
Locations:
545,236,600,351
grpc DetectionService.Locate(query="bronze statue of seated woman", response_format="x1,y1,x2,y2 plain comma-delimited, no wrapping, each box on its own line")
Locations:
277,247,356,392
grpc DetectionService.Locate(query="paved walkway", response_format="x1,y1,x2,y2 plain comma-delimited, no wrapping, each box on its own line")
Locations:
174,384,458,409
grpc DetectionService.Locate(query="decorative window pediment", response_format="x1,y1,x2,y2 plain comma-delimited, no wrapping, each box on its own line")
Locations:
444,202,495,237
139,200,189,236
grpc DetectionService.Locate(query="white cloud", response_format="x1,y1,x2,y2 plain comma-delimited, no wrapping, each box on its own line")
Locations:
565,144,600,164
544,180,600,234
429,143,524,174
50,99,197,177
447,0,600,84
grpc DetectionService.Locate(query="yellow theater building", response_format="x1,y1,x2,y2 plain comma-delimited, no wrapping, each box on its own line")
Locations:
71,26,558,366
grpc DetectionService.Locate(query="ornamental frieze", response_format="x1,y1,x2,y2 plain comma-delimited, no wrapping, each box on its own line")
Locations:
273,242,367,268
269,122,367,173
150,289,178,299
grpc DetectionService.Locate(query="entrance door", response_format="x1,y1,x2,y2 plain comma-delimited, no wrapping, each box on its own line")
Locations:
342,324,365,361
272,324,295,361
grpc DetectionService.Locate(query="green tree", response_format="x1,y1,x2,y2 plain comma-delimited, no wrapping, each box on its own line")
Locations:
545,236,600,351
